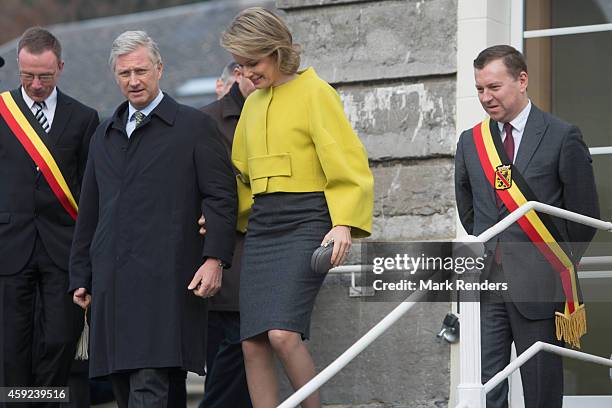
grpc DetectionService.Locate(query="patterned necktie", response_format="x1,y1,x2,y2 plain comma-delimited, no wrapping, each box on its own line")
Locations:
133,111,145,128
34,101,50,133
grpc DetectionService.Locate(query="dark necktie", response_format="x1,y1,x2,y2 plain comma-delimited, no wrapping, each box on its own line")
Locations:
34,101,50,133
133,111,145,127
503,122,515,162
495,122,515,264
496,122,515,209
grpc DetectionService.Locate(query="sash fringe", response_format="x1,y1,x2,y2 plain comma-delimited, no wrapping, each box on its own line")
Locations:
75,309,89,360
555,304,587,349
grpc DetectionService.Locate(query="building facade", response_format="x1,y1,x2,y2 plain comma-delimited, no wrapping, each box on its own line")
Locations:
1,0,609,406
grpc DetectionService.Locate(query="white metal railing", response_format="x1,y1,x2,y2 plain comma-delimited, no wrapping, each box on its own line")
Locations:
483,342,612,395
276,201,612,408
454,342,612,408
475,201,612,243
456,202,612,408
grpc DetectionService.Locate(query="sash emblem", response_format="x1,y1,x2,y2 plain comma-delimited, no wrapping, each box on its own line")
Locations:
494,164,512,190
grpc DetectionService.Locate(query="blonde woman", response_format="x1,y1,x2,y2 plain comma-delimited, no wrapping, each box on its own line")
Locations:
222,8,373,407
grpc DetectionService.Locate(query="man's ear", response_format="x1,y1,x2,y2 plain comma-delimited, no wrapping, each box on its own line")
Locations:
518,71,528,93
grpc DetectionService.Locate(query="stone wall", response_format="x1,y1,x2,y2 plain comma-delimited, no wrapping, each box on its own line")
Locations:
277,0,457,406
280,0,457,242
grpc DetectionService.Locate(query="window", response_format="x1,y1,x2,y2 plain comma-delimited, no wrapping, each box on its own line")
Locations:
522,0,612,400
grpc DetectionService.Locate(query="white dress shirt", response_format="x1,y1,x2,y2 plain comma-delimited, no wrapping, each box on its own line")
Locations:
497,100,532,163
21,87,58,129
126,91,164,138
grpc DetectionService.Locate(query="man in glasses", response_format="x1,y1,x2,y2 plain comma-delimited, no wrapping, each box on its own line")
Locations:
0,26,99,400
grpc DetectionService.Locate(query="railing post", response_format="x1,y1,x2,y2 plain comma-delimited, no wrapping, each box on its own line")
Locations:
457,299,485,408
455,239,486,408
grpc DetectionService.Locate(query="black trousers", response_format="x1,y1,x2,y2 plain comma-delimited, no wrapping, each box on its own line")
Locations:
59,360,90,408
480,265,563,408
0,237,82,408
200,311,252,408
111,368,179,408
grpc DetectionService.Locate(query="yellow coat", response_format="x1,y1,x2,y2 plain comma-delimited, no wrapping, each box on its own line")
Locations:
232,67,374,238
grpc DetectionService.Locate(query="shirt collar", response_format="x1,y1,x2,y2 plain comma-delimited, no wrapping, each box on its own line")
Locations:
497,100,531,134
21,86,58,111
128,90,164,122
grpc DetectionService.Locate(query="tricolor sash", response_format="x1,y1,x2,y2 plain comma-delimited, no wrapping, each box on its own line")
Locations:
0,91,78,220
473,117,586,348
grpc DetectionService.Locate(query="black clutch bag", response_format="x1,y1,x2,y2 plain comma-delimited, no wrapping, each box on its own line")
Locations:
311,242,333,274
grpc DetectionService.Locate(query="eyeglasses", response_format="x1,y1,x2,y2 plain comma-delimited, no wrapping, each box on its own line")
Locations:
19,72,56,83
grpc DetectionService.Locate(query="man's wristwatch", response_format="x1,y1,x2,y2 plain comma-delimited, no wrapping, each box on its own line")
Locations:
218,260,228,269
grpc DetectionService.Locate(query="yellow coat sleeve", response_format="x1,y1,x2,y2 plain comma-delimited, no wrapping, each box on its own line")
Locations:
308,84,374,238
232,113,253,233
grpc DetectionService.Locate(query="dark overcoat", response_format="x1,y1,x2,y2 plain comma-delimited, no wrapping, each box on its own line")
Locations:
200,82,245,312
69,94,237,377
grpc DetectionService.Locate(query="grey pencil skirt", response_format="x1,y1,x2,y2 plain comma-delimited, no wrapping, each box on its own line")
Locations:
239,192,332,341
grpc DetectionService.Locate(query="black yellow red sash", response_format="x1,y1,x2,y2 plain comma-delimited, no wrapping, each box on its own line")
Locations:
472,117,586,348
0,91,78,220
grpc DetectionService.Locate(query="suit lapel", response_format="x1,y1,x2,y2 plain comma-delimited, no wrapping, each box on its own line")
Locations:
47,90,73,146
514,105,548,174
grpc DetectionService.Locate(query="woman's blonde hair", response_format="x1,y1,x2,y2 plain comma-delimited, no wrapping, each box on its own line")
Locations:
221,7,301,75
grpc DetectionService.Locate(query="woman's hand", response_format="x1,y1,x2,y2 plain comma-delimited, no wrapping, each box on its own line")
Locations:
321,225,352,267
